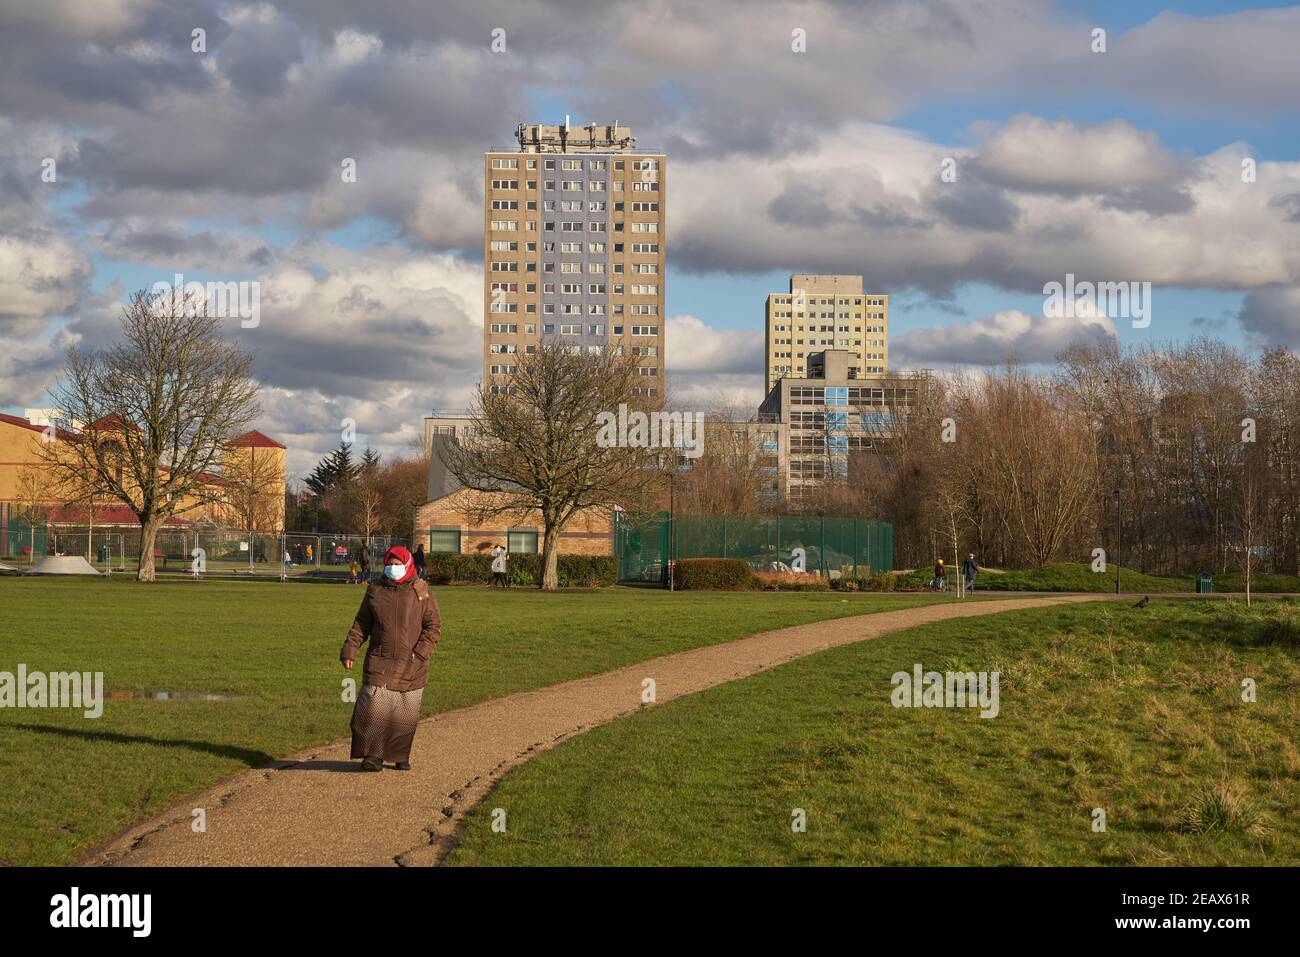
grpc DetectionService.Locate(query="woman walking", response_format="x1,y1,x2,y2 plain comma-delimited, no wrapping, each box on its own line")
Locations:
340,546,440,771
490,542,508,588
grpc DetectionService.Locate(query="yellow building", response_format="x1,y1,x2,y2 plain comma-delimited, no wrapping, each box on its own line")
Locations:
0,412,286,556
216,430,287,532
483,120,666,401
764,275,889,392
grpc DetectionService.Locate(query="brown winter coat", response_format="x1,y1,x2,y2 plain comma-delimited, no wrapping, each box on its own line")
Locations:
340,576,440,692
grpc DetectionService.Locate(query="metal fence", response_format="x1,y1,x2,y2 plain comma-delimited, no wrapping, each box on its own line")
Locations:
7,525,408,577
614,512,893,584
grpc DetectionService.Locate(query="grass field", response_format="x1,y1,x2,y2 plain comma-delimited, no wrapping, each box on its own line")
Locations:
0,577,955,865
896,562,1300,594
447,598,1300,866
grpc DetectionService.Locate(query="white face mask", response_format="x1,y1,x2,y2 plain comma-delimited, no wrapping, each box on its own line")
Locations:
384,563,405,580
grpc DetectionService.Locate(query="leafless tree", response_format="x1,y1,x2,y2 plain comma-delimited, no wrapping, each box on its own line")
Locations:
13,467,48,563
441,340,659,589
39,288,259,581
222,446,282,538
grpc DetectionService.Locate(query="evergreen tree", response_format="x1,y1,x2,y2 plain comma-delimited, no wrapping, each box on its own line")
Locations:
304,442,359,497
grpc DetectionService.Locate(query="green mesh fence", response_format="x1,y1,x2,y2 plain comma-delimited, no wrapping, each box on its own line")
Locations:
614,512,892,584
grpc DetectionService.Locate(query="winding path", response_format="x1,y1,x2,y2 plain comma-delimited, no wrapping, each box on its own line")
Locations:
84,594,1111,867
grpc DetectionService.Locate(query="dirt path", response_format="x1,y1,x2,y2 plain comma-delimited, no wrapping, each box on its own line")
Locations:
84,594,1110,867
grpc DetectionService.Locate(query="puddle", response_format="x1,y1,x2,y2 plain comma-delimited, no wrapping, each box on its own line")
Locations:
104,690,248,701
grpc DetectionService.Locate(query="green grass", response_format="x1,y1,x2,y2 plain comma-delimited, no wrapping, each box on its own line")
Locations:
896,562,1300,594
0,577,953,865
447,598,1300,866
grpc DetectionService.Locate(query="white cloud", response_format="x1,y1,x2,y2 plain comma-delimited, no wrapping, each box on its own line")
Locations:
973,114,1190,192
0,233,92,331
893,307,1117,367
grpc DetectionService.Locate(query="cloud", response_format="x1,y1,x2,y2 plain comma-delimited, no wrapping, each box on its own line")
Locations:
0,232,92,332
971,115,1192,195
665,313,766,408
218,243,483,455
1238,285,1300,349
669,125,1300,294
892,307,1117,367
5,0,1300,462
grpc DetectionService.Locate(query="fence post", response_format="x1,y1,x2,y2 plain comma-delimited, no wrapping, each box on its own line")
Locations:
661,511,669,589
819,516,826,579
853,520,859,577
721,515,727,559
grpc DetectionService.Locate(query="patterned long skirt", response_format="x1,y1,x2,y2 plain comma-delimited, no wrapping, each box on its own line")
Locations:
350,684,424,763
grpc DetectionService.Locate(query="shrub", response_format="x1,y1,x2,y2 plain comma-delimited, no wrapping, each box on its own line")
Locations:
674,558,755,590
423,552,617,588
830,571,895,592
552,554,619,588
752,571,829,592
866,570,896,592
425,552,490,584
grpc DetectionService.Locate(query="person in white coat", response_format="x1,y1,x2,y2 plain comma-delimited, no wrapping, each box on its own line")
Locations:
490,543,509,588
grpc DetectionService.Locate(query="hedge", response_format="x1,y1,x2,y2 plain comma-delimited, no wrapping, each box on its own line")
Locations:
424,552,617,588
673,558,755,590
752,570,830,591
830,571,896,592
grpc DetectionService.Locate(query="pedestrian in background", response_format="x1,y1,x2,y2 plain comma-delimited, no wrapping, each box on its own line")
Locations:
490,543,508,588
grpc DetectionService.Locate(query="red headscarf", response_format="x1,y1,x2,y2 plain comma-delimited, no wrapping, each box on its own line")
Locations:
382,546,416,583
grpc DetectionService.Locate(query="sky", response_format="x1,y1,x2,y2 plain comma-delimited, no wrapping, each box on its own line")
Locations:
1,0,1298,478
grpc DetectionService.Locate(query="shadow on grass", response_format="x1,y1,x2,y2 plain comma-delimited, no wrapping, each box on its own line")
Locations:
8,722,275,767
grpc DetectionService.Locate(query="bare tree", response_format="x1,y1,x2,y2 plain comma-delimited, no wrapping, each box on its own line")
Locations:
441,340,658,590
1238,433,1269,606
13,467,48,564
221,444,282,567
39,288,259,581
348,455,385,545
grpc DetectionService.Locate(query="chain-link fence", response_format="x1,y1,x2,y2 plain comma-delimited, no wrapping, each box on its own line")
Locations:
17,525,408,577
614,512,893,584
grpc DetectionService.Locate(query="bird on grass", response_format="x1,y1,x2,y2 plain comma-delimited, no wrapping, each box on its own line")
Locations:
1132,596,1149,608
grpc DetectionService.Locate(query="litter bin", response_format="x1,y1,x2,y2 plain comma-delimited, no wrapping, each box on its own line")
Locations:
1196,573,1213,594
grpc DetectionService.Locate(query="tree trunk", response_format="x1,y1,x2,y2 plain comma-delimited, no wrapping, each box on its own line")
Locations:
137,512,164,582
540,525,560,591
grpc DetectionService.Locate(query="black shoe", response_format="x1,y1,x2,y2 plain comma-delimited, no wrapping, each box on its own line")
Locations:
394,761,411,771
361,756,383,772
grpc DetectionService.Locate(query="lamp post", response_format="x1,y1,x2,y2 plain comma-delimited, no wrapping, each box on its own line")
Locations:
668,467,675,592
1114,486,1122,595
